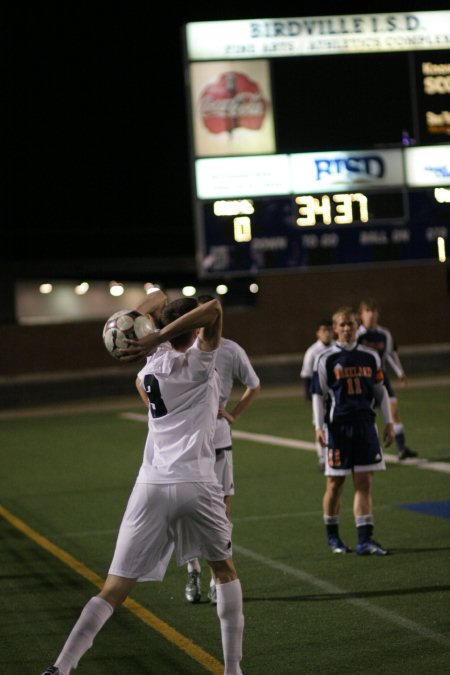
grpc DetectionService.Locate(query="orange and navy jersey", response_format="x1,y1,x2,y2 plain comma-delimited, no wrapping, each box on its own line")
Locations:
356,324,404,379
356,325,390,361
311,343,383,423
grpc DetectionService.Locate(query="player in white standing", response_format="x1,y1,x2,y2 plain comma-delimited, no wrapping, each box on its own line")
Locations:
300,319,334,470
356,298,417,460
183,294,261,606
41,295,245,675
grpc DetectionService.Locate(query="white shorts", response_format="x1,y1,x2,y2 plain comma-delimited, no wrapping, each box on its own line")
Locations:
108,481,232,582
214,449,234,496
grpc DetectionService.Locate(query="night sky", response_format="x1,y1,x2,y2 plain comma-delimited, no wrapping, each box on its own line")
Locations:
6,1,449,282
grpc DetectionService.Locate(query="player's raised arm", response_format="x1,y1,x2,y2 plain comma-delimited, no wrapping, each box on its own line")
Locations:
120,297,222,360
197,299,222,352
134,285,167,322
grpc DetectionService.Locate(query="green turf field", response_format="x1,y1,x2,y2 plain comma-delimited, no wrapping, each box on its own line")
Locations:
1,381,449,674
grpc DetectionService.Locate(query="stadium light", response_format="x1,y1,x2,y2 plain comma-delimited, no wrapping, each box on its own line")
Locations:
109,281,124,297
74,282,90,295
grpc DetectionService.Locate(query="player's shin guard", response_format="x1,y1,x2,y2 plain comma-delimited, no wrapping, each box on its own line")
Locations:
54,596,113,674
216,579,244,675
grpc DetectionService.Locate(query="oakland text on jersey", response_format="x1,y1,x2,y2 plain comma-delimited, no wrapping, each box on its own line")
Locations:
315,156,385,181
312,344,382,423
334,364,373,379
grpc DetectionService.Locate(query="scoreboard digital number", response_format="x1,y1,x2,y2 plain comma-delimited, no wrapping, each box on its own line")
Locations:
294,191,406,226
212,190,405,237
296,193,370,226
200,187,449,274
184,11,450,277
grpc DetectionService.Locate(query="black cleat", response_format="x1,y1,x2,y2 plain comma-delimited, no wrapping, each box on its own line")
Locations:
328,536,352,554
356,539,389,556
398,447,417,460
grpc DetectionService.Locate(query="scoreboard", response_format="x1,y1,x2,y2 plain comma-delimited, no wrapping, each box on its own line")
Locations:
183,10,450,277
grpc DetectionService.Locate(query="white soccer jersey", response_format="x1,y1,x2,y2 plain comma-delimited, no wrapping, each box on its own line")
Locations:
136,338,220,484
213,338,260,450
300,339,333,378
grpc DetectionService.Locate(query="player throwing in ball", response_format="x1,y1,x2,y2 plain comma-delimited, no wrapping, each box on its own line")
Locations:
41,295,245,675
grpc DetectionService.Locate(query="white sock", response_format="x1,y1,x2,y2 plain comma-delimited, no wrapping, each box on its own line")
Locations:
323,515,339,525
55,596,113,674
187,558,201,573
355,514,374,527
216,578,244,675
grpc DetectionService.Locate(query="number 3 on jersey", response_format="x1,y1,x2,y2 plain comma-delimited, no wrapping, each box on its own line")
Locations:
143,374,168,418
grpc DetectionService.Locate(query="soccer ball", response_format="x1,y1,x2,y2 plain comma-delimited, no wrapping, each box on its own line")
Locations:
102,309,157,359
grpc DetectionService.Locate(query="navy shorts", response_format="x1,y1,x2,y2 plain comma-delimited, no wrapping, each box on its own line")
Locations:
325,418,385,475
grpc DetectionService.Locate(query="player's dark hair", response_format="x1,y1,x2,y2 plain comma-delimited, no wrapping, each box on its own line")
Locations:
317,318,332,329
197,294,216,304
160,297,199,349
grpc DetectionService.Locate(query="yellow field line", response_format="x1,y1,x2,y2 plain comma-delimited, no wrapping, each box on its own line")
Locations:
0,503,223,674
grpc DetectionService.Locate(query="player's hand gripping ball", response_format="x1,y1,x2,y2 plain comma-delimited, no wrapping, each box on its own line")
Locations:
103,310,157,359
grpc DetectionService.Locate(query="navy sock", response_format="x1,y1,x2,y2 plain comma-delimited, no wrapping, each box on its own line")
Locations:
324,515,340,542
357,523,374,545
326,523,339,539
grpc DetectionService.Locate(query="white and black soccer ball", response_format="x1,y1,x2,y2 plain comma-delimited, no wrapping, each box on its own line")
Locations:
102,309,157,359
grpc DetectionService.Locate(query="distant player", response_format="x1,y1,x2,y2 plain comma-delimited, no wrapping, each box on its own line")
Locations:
356,298,417,460
300,319,334,470
312,306,394,556
184,295,261,606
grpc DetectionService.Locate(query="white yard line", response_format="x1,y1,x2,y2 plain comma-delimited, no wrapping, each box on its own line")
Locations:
233,544,450,648
49,520,450,648
120,413,450,474
232,430,450,473
120,412,148,422
232,429,316,450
